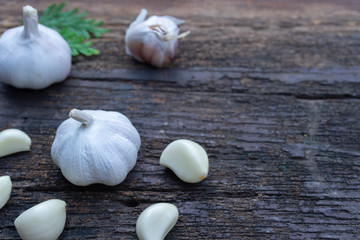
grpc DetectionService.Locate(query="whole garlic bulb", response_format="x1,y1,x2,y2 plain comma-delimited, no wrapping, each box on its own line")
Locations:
0,5,71,89
125,9,190,68
51,109,141,186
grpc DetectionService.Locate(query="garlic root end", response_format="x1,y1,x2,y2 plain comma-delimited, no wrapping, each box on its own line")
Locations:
161,30,190,41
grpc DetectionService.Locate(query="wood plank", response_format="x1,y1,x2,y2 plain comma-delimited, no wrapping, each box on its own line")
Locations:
0,1,360,239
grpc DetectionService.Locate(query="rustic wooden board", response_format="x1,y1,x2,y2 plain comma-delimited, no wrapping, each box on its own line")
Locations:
0,0,360,239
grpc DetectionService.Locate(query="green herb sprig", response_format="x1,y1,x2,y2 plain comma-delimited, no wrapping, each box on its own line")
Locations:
39,2,108,56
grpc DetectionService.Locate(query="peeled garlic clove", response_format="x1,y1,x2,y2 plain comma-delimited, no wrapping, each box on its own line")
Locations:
0,176,12,209
14,199,67,240
51,109,141,186
0,129,31,157
125,9,190,68
160,139,209,183
136,203,179,240
0,5,71,89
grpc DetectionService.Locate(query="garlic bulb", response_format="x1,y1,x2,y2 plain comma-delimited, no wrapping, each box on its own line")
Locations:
136,203,179,240
14,199,66,240
160,139,209,183
0,5,71,89
0,129,31,157
125,9,190,68
51,109,141,186
0,175,12,209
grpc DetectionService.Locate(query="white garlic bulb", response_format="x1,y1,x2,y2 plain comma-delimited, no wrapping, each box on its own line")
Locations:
125,9,190,68
0,5,71,89
160,139,209,183
136,203,179,240
51,109,141,186
0,129,31,157
0,175,12,209
14,199,66,240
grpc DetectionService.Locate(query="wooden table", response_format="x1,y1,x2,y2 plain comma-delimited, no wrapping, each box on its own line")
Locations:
1,0,360,239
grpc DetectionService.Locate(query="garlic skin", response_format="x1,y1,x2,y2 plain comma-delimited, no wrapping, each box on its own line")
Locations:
0,5,71,89
160,139,209,183
136,203,179,240
0,129,31,158
0,176,12,209
51,109,141,186
14,199,66,240
125,9,190,68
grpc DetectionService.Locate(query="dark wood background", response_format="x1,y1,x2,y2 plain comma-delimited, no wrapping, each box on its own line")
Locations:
1,0,360,239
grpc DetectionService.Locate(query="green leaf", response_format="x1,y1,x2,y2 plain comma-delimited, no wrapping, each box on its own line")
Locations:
39,2,108,57
59,28,99,57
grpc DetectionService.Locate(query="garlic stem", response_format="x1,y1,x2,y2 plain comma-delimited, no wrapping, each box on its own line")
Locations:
136,9,148,23
23,5,39,39
69,109,94,126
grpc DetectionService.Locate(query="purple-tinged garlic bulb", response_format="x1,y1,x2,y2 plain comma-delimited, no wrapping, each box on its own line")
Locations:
125,9,190,68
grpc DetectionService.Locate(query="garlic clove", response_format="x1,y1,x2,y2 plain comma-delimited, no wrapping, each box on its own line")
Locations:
0,5,71,89
0,175,12,209
125,9,190,68
141,34,159,64
14,199,67,240
51,109,141,186
0,129,31,158
151,45,166,67
160,139,209,183
136,203,179,240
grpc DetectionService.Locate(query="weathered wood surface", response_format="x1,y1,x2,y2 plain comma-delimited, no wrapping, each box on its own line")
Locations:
1,0,360,239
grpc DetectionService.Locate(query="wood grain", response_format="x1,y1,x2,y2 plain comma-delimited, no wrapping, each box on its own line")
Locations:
0,0,360,239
